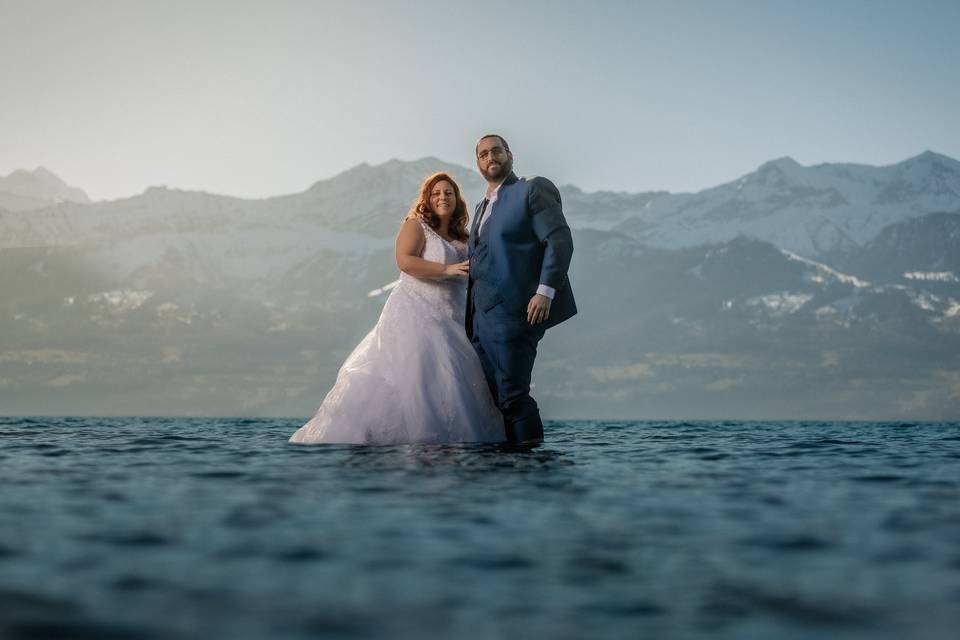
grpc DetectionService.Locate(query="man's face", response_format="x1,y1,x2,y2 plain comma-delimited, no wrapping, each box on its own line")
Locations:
476,136,513,183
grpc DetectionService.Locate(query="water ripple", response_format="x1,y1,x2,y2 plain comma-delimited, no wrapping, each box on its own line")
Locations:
0,418,957,639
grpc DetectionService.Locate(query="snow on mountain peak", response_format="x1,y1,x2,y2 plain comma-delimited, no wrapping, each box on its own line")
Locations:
880,150,960,203
615,150,960,258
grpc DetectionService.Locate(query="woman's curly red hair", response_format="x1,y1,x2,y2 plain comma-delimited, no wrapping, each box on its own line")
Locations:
405,172,470,242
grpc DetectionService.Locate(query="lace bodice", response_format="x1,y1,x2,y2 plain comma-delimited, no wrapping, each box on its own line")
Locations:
397,219,468,317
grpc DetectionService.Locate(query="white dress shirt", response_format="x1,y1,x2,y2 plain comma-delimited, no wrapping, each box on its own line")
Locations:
478,180,556,300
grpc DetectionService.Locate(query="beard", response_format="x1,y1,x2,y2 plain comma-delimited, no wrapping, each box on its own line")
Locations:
481,157,512,182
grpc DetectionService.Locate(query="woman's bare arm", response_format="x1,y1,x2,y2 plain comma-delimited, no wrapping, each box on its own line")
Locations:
395,218,468,278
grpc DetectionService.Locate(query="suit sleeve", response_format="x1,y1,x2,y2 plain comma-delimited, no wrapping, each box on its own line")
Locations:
527,177,574,291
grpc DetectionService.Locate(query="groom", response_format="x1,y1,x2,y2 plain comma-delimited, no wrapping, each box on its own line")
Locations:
466,134,577,443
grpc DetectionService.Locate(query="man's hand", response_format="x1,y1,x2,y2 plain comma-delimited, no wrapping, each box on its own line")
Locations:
527,293,551,325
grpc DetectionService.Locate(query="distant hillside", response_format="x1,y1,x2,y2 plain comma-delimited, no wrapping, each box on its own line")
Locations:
0,167,90,211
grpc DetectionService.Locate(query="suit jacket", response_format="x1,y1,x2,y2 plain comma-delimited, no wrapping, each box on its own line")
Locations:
466,172,577,337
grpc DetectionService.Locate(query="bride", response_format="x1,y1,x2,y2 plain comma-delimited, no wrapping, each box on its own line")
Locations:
289,172,505,444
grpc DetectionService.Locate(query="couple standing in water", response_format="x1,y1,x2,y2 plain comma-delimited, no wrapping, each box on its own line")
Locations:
289,135,577,445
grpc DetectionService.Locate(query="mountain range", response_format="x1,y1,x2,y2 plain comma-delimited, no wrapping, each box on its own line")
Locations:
606,151,960,257
1,153,958,419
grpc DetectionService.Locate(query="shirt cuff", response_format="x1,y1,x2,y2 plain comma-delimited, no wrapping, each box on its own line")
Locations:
536,284,556,300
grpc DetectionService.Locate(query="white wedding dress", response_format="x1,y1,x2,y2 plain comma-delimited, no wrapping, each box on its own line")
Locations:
289,219,505,444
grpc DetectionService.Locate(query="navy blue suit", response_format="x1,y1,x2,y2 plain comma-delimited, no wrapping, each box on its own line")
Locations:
466,172,576,442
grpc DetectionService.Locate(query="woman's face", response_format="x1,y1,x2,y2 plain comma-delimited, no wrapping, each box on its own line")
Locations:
429,180,456,217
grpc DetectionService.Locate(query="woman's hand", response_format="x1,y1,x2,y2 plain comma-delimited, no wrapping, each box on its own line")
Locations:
443,260,470,277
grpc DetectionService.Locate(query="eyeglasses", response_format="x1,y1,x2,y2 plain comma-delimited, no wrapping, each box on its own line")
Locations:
477,147,506,161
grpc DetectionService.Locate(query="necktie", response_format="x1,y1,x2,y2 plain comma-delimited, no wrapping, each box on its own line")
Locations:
475,198,490,234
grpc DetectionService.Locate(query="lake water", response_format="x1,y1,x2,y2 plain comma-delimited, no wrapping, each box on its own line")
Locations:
0,418,958,639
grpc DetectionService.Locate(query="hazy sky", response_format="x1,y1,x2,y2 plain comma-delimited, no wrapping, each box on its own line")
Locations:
2,0,958,201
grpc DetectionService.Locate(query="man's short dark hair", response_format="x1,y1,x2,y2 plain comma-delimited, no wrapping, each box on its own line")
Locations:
476,134,510,156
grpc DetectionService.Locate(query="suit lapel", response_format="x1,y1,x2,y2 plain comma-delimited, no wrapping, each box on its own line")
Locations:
478,199,494,240
471,200,484,235
473,173,519,245
470,200,485,248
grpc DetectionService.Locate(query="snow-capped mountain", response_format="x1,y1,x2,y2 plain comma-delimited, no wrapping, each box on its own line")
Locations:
837,212,960,284
614,151,960,257
5,151,959,259
0,167,90,211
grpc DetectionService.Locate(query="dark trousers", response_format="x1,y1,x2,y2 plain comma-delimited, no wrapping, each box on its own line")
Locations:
471,305,547,442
